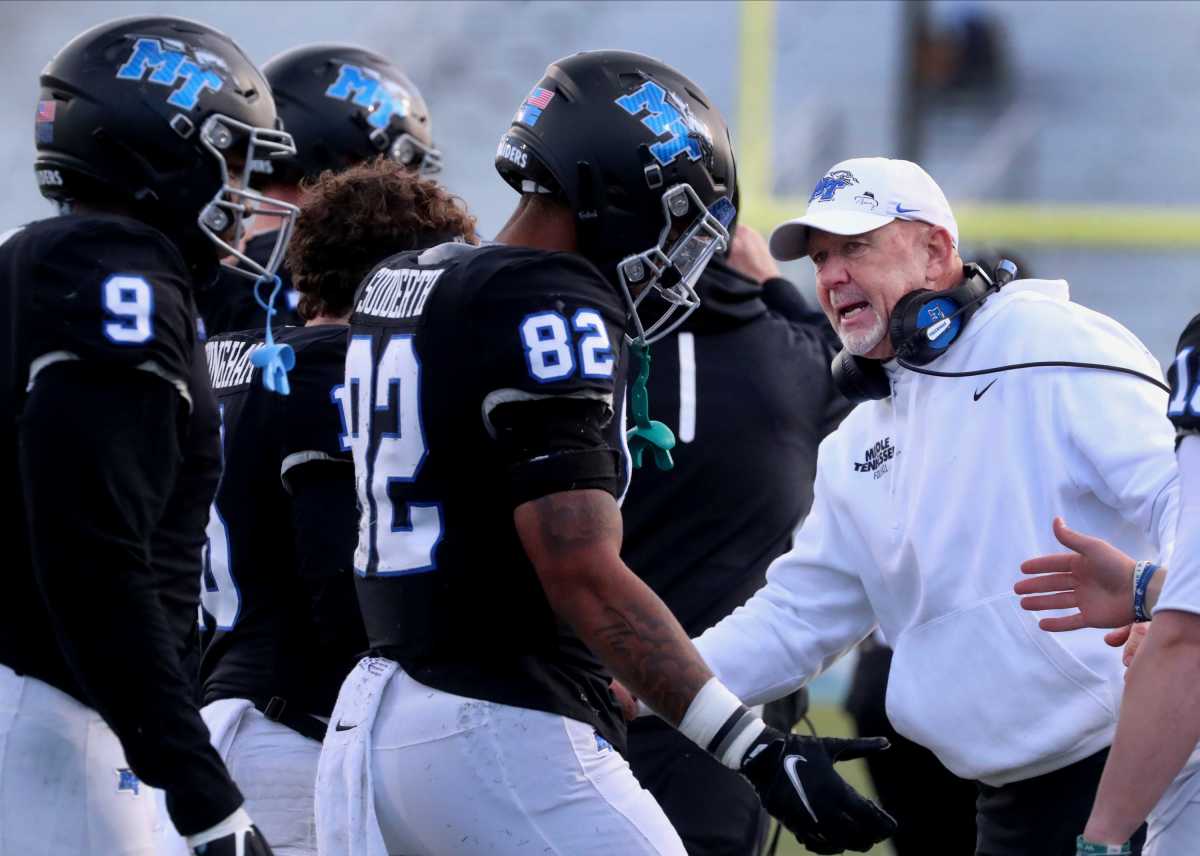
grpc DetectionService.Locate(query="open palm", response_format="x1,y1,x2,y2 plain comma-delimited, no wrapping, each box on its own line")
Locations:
1014,517,1136,632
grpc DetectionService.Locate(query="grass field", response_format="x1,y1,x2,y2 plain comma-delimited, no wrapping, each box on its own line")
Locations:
771,705,895,856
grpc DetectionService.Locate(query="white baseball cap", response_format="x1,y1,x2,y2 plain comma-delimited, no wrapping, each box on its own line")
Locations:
768,157,959,261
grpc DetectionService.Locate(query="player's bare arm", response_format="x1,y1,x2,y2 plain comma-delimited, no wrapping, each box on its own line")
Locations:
1083,610,1200,848
516,487,896,853
515,488,711,724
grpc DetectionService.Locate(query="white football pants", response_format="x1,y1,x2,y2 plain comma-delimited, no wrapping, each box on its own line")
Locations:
154,701,321,856
368,669,686,855
216,704,320,856
0,663,156,855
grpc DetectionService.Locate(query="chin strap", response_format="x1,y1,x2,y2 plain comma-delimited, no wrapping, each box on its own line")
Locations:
248,273,295,396
626,340,675,471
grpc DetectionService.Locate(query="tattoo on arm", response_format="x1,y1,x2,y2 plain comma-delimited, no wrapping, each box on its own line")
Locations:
518,489,713,725
529,489,623,556
589,600,713,724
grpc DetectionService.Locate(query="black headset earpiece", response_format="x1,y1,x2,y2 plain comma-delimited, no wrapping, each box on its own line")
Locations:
831,349,892,404
830,260,1014,403
829,257,1169,403
888,262,997,365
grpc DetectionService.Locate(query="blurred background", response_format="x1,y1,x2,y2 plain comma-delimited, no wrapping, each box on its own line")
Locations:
4,2,1198,853
3,1,1198,362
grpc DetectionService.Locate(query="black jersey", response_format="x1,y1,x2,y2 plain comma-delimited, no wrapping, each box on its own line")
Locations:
200,324,363,719
620,261,851,636
1168,313,1200,443
0,214,241,834
346,242,631,748
196,229,302,338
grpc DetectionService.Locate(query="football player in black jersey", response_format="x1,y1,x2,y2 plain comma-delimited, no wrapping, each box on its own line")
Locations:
315,50,895,856
197,44,441,337
0,16,297,856
1017,315,1200,855
195,158,475,856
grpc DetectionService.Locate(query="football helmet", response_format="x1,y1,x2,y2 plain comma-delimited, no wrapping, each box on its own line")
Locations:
34,16,298,281
495,50,737,343
258,44,441,183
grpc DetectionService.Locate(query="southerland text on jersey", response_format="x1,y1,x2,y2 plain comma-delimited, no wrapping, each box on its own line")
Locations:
853,437,895,477
355,266,445,319
206,338,264,389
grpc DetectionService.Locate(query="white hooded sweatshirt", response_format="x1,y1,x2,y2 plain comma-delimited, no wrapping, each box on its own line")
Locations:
695,279,1179,786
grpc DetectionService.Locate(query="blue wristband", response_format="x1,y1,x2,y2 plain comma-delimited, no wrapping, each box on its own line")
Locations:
1076,835,1131,855
1133,560,1160,623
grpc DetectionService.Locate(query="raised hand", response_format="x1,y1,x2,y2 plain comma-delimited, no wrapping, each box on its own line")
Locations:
1015,517,1137,631
725,224,783,284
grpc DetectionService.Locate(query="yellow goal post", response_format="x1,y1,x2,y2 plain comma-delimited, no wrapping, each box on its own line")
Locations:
736,0,1200,250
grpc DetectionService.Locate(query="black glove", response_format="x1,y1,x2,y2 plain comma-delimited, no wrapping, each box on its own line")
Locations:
739,727,896,854
188,809,274,856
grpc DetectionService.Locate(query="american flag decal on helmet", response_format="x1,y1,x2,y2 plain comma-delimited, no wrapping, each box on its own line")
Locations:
35,100,56,143
515,86,555,127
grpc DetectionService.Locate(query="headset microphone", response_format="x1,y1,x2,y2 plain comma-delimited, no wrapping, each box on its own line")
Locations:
831,260,1170,403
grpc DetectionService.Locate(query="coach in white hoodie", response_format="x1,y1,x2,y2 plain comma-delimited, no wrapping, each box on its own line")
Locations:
691,157,1179,855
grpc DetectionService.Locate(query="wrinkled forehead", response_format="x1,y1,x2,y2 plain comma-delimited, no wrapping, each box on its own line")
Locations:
807,221,886,253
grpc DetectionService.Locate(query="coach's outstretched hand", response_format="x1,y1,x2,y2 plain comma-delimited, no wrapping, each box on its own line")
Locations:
740,728,896,854
1016,516,1140,640
187,808,274,856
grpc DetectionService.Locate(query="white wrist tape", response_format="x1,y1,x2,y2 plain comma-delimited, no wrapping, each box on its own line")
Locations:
677,677,767,769
185,806,253,849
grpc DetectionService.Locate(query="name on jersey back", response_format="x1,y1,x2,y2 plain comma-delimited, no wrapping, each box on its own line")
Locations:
356,267,445,320
206,338,265,390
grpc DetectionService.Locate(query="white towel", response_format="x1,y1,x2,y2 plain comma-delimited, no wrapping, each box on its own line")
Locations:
315,657,398,856
153,697,256,856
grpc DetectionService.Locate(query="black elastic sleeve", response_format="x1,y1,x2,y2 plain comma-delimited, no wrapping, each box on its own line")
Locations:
18,362,242,835
468,253,627,507
1168,313,1200,441
490,396,621,507
289,460,366,671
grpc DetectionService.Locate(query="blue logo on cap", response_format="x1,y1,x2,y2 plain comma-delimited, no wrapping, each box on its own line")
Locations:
810,170,858,203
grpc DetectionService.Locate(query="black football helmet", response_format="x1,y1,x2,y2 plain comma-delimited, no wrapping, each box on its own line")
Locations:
34,16,298,280
495,50,737,343
256,44,441,184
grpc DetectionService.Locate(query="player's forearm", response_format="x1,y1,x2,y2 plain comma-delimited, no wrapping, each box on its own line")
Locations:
516,488,712,724
551,554,714,725
1084,610,1200,845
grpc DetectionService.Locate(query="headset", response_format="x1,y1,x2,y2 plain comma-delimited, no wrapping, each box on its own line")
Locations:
831,259,1171,403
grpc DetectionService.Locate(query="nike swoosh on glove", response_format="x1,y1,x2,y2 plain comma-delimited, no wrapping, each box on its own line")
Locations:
187,807,275,856
740,728,896,854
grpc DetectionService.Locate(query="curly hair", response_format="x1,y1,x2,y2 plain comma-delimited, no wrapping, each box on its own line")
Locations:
286,156,477,321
